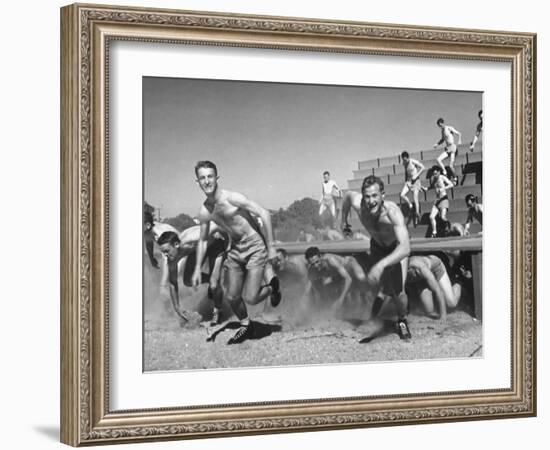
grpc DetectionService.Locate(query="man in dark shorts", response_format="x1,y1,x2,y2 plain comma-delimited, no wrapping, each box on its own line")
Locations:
158,229,228,324
429,166,454,238
341,175,411,340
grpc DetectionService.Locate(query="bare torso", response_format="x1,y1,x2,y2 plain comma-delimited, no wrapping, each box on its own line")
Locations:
350,198,401,247
469,204,483,224
200,189,262,242
433,175,451,199
308,254,347,282
405,160,419,181
441,125,455,145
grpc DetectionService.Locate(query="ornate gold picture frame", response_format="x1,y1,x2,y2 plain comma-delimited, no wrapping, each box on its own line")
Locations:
60,3,536,446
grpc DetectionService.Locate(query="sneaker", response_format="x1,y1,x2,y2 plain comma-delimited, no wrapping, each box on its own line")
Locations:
396,318,412,340
269,277,282,307
227,323,252,345
210,308,220,327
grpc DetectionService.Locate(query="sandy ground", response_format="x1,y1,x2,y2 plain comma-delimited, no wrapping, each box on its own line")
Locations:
143,263,482,372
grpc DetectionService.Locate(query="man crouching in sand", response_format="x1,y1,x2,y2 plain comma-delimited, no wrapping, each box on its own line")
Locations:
341,175,411,341
192,160,281,344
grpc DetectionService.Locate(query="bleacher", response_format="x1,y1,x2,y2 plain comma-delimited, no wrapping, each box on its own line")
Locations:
345,143,483,238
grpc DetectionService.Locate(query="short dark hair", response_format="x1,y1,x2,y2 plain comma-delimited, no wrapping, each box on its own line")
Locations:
323,171,330,176
276,248,288,258
437,118,445,125
465,194,477,203
401,151,409,159
361,175,384,193
305,246,321,260
431,165,442,173
144,211,154,226
195,160,218,177
157,231,180,246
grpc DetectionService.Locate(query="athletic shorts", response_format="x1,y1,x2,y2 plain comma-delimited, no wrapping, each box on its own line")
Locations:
405,178,422,193
321,195,335,206
435,195,450,210
225,232,267,273
445,143,457,155
428,255,447,281
182,237,227,287
369,238,405,296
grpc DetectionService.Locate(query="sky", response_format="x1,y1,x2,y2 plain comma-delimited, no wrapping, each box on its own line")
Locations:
143,77,481,218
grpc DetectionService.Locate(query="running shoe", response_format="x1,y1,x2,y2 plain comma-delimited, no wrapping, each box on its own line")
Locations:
210,308,220,326
269,277,282,307
395,318,412,340
227,323,252,345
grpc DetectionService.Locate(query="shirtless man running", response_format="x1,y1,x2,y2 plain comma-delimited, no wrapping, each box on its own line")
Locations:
341,175,411,340
429,166,454,238
400,151,425,227
192,160,280,344
433,117,462,185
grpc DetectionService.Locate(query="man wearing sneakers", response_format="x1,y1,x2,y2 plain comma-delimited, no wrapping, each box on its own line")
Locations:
192,161,281,344
400,151,425,227
429,166,454,238
433,117,462,185
341,175,412,340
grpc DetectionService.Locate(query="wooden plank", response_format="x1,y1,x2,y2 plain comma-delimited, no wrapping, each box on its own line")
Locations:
471,251,483,320
278,235,482,254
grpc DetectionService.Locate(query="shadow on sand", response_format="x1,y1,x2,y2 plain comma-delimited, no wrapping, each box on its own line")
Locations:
208,320,282,343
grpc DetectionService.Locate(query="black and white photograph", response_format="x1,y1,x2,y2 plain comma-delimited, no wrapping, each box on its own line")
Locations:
142,77,484,372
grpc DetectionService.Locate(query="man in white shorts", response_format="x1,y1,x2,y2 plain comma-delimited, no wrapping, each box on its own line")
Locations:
319,171,342,229
433,117,462,185
400,151,425,227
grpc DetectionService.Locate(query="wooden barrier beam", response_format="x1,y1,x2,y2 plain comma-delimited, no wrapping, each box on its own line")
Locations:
277,235,482,254
277,234,483,321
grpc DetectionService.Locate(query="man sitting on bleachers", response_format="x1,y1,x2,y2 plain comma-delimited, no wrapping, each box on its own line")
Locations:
464,194,483,235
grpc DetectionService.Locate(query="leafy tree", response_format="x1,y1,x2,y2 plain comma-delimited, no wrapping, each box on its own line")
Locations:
164,212,196,232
